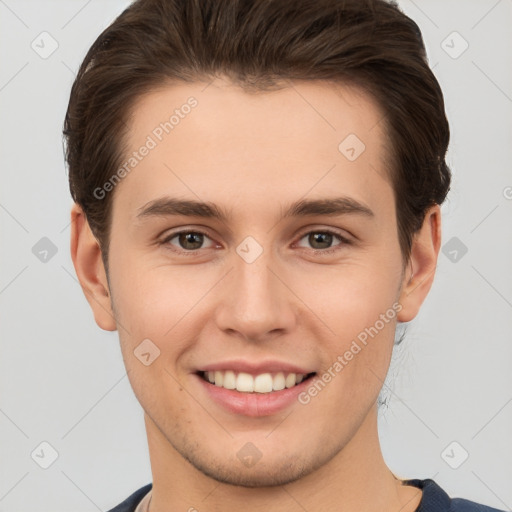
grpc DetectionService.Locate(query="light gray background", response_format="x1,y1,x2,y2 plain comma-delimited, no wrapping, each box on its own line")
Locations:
1,0,511,510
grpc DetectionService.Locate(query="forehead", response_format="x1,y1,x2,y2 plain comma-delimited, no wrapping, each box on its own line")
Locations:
116,77,393,222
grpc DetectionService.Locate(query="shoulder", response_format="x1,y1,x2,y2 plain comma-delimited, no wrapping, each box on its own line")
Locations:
106,479,507,512
403,478,506,512
106,483,153,512
451,497,507,512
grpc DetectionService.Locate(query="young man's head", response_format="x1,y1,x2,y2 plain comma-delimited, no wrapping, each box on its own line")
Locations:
65,0,450,503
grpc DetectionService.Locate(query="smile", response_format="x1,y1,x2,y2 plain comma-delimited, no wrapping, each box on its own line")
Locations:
199,370,316,394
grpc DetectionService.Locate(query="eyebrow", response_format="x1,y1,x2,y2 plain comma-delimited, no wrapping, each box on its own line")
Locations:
136,196,374,222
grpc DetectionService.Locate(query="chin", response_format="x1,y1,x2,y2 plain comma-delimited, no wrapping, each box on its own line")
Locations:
183,452,312,488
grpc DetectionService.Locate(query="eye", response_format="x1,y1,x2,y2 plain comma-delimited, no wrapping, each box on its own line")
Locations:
160,228,352,255
161,230,216,252
295,229,351,254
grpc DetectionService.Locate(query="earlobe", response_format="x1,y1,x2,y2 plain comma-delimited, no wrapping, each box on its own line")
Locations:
70,203,117,331
397,205,442,323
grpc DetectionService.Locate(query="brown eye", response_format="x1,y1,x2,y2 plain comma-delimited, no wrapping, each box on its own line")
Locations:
308,232,334,250
178,232,204,250
295,230,351,254
162,231,215,252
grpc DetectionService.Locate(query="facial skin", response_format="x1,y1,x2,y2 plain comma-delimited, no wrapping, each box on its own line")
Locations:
71,77,441,512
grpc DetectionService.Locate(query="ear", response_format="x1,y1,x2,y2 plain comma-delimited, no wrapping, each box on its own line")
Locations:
70,203,117,331
397,204,442,323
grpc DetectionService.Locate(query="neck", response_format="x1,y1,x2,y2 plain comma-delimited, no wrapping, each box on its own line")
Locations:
145,404,422,512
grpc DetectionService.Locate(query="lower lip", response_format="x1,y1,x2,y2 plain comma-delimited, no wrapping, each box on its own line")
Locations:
194,373,315,417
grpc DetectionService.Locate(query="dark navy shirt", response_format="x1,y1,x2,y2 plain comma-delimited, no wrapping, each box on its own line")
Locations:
107,478,506,511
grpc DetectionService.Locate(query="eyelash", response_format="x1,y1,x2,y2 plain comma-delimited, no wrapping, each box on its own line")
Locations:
159,228,352,256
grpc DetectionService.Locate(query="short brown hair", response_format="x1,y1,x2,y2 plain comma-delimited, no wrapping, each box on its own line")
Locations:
63,0,451,270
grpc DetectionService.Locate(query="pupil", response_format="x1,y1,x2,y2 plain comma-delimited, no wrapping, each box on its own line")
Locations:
180,232,203,250
310,232,332,249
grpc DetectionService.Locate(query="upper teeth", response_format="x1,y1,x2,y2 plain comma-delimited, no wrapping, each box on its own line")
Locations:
204,370,307,393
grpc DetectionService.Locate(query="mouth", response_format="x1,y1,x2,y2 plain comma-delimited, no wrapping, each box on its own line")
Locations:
197,370,317,394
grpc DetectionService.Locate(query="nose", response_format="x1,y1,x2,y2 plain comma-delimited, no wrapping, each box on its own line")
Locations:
213,243,297,343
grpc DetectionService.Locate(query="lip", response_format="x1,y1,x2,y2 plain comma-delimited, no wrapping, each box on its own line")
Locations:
193,372,316,417
197,359,314,376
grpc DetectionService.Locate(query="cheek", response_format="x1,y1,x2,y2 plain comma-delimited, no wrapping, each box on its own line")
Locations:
298,273,399,421
110,258,184,331
109,265,193,416
109,258,210,371
293,256,401,396
295,258,400,334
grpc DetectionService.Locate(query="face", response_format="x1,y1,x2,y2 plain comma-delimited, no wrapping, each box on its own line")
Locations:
98,78,411,486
